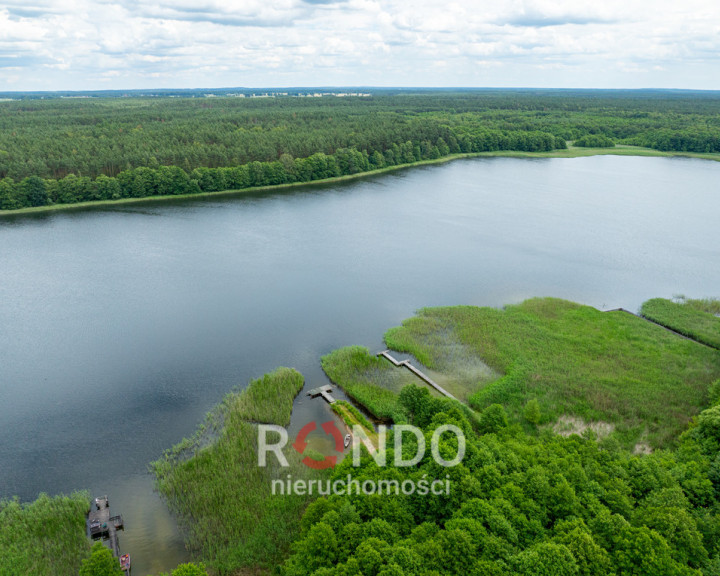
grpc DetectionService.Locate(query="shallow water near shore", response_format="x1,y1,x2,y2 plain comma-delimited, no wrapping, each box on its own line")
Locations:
1,155,719,573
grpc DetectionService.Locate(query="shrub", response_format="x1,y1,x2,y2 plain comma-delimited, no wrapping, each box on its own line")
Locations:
479,404,508,434
79,542,123,576
574,134,615,148
524,398,542,425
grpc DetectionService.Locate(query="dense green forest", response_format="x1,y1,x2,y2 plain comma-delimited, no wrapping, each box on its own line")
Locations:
280,383,720,576
280,300,720,576
1,90,719,210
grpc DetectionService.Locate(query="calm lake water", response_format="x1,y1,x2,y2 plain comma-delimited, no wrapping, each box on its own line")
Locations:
1,155,719,574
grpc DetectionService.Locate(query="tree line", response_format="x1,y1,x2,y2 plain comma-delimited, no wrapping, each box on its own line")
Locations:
1,91,719,210
0,130,563,210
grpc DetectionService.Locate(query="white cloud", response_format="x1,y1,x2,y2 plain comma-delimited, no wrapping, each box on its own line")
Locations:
0,0,718,90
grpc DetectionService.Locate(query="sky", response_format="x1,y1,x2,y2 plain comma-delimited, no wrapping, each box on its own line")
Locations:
0,0,719,91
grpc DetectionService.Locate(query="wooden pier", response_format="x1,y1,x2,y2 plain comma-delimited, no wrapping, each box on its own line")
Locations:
307,384,337,403
377,351,457,400
87,496,130,574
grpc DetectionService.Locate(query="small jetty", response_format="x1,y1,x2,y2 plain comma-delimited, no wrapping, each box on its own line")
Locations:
377,351,457,400
307,384,336,404
87,496,130,574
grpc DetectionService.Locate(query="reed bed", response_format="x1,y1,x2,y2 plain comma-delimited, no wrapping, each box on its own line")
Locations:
152,368,321,575
641,297,720,350
0,492,91,576
384,298,720,447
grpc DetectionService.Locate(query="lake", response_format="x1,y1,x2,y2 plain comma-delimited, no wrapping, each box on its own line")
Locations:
1,155,719,574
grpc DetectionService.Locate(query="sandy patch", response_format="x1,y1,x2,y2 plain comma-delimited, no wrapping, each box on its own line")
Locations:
553,415,615,440
633,442,653,455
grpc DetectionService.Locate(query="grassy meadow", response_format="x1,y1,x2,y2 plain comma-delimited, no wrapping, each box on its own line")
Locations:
384,298,720,447
152,367,323,575
0,492,91,576
641,297,720,350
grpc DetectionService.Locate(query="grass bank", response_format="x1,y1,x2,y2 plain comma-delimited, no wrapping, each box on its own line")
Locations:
330,400,378,447
384,298,720,448
475,144,720,161
3,146,717,218
641,297,720,350
0,492,91,576
331,400,374,432
152,367,322,575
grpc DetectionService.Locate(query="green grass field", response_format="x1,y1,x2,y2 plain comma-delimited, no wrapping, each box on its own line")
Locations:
641,297,720,350
384,298,720,447
0,492,91,576
152,367,321,575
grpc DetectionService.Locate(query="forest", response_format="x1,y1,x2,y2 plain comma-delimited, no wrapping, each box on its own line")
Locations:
1,89,719,210
279,382,720,576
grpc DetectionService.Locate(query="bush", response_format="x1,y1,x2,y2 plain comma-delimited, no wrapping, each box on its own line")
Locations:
79,542,123,576
709,380,720,407
165,563,210,576
574,134,615,148
697,405,720,453
524,398,542,425
479,404,508,434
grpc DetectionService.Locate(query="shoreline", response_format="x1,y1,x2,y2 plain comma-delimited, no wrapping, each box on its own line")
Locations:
2,146,718,217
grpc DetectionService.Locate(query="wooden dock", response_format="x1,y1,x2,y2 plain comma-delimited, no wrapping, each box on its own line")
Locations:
377,351,457,400
307,384,336,403
87,496,130,574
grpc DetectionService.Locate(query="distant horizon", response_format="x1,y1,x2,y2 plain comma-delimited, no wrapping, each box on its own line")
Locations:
1,1,718,92
2,86,720,96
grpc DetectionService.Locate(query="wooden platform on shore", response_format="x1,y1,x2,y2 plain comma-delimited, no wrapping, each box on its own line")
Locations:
377,351,457,400
87,496,129,573
307,384,336,403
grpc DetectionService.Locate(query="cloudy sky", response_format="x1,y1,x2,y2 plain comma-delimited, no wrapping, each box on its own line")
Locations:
1,0,719,91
